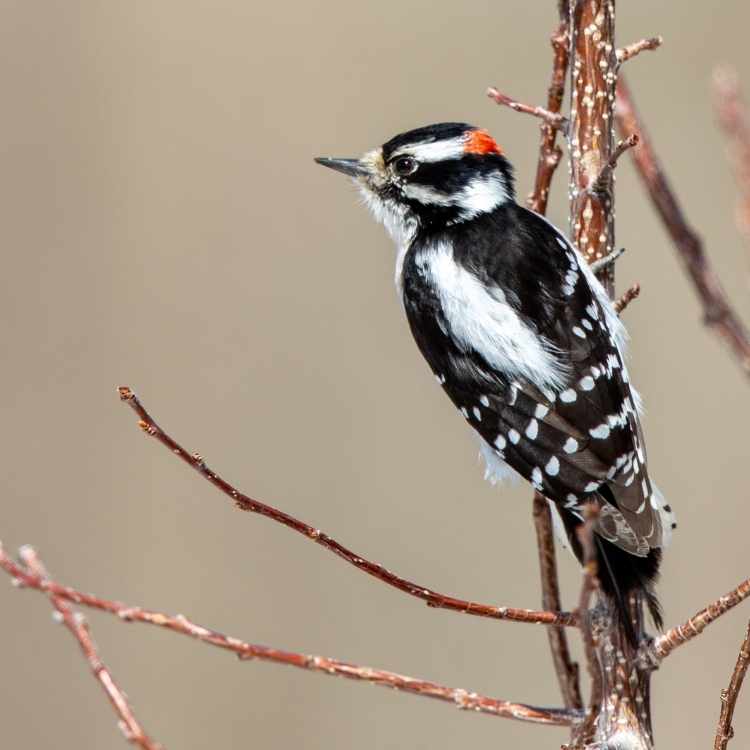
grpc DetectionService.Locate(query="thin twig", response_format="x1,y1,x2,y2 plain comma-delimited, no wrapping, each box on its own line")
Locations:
526,17,570,214
486,87,568,132
0,544,581,728
532,494,583,711
574,504,603,747
714,621,750,750
590,246,626,275
117,387,576,628
590,134,640,196
652,576,750,661
616,77,750,377
524,7,582,716
614,282,641,315
15,546,161,750
575,506,602,699
714,66,750,243
616,36,663,67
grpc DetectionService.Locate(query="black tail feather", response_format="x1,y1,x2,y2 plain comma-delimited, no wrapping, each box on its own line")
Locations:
560,508,662,643
595,537,662,638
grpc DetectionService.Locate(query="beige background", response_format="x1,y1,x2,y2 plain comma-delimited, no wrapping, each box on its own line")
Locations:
1,1,749,748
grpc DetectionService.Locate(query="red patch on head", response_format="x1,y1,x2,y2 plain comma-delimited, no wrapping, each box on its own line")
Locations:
464,129,502,156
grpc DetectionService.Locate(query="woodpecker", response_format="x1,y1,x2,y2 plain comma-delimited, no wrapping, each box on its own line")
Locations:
316,122,675,634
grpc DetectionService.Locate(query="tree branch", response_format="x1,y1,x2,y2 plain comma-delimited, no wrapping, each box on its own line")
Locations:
714,621,750,750
567,0,620,293
614,282,641,315
714,66,750,245
486,87,568,132
527,19,570,214
616,36,663,67
575,505,603,744
14,546,161,750
523,7,584,716
589,134,639,196
116,387,575,628
532,494,583,711
0,543,581,729
615,77,750,377
652,576,750,661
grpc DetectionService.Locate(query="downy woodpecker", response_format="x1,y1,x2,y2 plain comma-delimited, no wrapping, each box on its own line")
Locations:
316,122,675,633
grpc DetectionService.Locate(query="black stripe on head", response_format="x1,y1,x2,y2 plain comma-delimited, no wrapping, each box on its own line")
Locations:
408,154,515,197
382,122,474,161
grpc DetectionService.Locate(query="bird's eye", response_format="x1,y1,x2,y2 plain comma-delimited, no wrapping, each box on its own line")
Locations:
393,156,418,176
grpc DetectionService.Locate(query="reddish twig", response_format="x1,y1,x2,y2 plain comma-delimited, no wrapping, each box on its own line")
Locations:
532,494,583,711
652,576,750,661
714,621,750,750
14,546,161,750
527,18,570,214
116,387,576,628
572,505,603,748
614,282,641,314
0,544,581,728
616,77,750,377
714,66,750,243
616,36,663,67
486,87,568,132
524,8,583,716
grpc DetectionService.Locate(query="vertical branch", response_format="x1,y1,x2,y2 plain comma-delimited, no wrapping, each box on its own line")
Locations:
527,4,583,715
714,67,750,244
567,4,655,749
714,621,750,750
527,11,570,214
533,494,583,710
568,0,618,294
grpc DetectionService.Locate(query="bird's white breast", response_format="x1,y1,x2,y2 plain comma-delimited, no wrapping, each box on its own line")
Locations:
414,240,569,392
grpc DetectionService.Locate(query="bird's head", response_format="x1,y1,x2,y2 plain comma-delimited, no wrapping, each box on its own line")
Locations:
316,122,515,239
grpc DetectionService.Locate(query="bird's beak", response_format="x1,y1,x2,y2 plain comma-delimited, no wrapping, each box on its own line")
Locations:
314,157,368,178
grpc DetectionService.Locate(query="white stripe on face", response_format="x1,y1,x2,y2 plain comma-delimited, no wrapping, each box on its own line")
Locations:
391,136,466,163
401,172,510,219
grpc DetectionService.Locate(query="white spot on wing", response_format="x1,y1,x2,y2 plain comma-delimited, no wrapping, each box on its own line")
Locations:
563,437,578,453
535,403,549,419
579,376,595,391
545,456,560,476
590,423,610,439
525,419,539,440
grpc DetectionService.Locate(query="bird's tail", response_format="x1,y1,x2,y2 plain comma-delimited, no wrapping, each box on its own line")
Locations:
594,536,662,644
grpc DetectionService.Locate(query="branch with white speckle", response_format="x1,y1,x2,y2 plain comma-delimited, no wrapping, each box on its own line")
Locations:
0,543,581,729
616,36,663,68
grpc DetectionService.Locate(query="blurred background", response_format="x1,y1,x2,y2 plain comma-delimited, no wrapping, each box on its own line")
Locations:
1,1,749,748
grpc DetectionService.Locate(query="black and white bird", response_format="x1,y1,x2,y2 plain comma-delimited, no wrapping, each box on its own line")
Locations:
316,122,675,635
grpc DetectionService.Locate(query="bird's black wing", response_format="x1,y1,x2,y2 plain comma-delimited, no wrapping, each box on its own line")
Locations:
402,205,674,556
